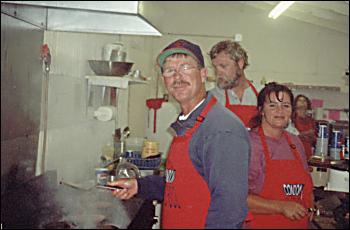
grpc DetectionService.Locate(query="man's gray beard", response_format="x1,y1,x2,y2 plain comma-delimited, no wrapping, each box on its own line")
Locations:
217,73,241,90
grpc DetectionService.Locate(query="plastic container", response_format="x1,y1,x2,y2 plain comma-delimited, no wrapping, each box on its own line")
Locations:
124,151,161,170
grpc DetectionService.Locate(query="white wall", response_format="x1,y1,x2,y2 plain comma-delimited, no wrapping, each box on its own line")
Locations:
42,2,348,180
44,31,124,181
145,1,348,88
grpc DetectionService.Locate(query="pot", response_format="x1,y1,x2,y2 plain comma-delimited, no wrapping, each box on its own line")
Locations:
102,43,124,61
110,50,126,62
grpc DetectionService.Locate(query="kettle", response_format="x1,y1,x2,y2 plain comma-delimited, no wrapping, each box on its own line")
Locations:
115,157,140,179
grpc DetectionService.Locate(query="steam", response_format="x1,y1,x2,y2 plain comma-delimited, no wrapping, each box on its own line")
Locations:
54,181,142,228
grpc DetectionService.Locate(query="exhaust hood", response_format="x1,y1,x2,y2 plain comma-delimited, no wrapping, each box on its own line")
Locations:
1,1,162,36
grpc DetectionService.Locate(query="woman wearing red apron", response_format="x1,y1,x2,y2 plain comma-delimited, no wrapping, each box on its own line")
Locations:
247,82,314,229
293,95,317,160
209,40,259,128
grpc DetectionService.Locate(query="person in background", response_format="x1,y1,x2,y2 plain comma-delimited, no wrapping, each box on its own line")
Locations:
293,94,317,160
109,39,250,229
247,82,314,229
209,40,261,127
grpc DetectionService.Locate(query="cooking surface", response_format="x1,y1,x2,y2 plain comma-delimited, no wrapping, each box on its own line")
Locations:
1,171,145,229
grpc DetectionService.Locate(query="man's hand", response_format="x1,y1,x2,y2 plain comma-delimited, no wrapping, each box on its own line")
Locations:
108,178,138,200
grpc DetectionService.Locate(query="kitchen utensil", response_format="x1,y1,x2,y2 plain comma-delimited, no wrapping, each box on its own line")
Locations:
114,127,130,158
102,158,119,169
110,50,126,62
88,60,133,76
102,43,124,61
146,98,165,133
96,185,123,191
122,127,130,140
114,128,121,141
308,208,334,217
59,180,95,191
115,158,140,179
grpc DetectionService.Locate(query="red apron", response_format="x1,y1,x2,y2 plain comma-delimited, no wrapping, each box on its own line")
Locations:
249,127,313,229
162,97,217,229
225,81,258,127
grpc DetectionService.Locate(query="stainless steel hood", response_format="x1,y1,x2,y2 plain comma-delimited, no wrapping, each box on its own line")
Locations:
1,1,162,36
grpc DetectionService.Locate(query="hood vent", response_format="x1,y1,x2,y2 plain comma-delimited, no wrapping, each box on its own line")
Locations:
1,1,162,36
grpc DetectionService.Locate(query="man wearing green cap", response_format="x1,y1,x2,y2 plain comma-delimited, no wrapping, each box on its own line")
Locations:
109,39,250,229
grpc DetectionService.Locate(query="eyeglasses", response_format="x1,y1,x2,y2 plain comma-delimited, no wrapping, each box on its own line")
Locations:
162,64,199,78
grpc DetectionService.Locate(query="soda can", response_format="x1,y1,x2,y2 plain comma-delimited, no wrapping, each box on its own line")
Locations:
317,125,328,138
330,130,342,149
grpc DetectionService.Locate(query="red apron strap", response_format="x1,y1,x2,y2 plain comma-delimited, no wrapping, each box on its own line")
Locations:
224,89,230,107
259,127,305,167
225,80,258,107
258,127,271,164
187,97,217,135
247,80,259,97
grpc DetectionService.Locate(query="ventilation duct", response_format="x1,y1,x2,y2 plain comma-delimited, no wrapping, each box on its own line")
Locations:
1,1,162,36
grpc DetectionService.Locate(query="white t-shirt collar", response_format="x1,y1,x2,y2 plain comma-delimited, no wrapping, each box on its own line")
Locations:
178,99,205,121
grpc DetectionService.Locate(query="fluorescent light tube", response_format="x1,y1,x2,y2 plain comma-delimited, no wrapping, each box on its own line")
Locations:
268,1,295,19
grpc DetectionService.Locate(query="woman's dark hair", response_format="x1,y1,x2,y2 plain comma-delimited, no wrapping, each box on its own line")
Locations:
293,94,312,110
249,82,294,129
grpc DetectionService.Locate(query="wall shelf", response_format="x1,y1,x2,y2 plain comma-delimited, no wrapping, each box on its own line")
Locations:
85,75,147,89
282,83,341,92
85,75,148,129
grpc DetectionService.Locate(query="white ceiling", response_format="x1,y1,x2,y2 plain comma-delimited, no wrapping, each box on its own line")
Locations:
240,1,349,34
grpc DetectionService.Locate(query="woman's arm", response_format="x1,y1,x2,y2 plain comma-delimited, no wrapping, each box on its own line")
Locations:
247,194,308,221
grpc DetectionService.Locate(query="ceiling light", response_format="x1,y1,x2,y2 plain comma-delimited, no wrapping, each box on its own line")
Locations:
268,1,295,19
